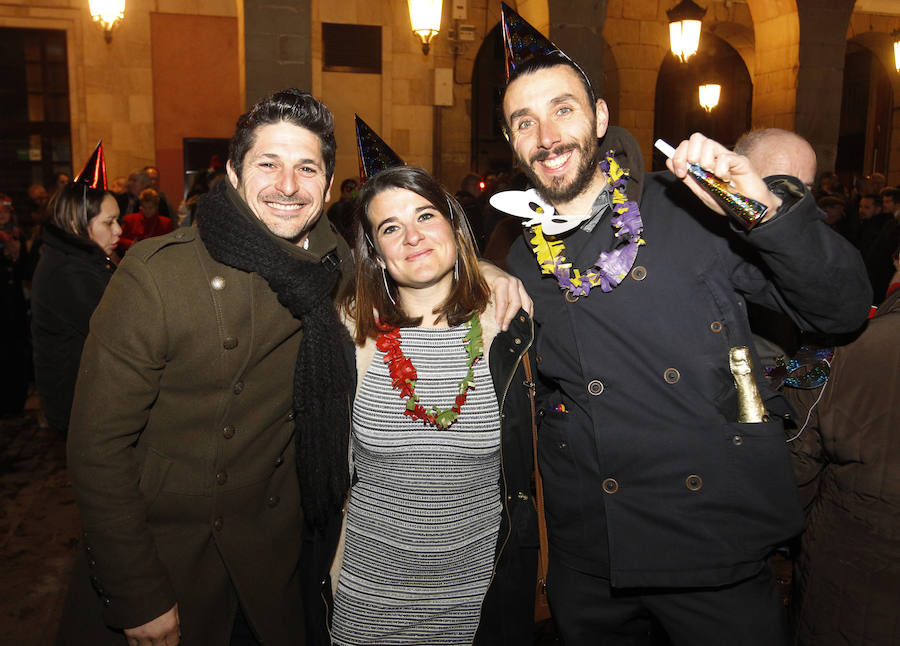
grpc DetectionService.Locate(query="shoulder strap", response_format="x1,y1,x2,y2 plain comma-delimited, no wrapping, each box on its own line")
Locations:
523,352,549,592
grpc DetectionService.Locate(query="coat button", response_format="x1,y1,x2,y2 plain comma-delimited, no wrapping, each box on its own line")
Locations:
565,291,579,303
287,410,296,421
275,455,284,467
216,471,228,486
211,276,226,290
223,336,238,350
710,321,723,333
213,517,224,531
103,597,111,607
631,265,647,281
267,495,280,508
233,381,244,394
685,474,703,491
558,440,567,449
514,337,522,345
663,368,680,384
516,491,529,501
587,379,604,396
732,434,743,446
536,354,543,365
88,559,96,568
602,477,619,494
223,425,235,439
518,314,526,323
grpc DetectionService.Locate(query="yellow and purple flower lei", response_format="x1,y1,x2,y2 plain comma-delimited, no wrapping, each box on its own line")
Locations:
528,151,645,296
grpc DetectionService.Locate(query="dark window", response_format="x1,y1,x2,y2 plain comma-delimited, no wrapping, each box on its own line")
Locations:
322,23,381,74
0,27,71,203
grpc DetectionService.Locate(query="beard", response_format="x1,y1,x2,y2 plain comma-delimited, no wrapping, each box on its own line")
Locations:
518,136,601,207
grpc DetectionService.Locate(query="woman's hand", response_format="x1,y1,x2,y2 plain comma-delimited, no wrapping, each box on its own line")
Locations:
478,260,533,330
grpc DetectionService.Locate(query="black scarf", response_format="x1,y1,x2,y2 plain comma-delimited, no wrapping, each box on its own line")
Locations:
197,181,351,528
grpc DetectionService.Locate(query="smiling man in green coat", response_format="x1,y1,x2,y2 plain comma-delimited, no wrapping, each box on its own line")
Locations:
58,89,354,645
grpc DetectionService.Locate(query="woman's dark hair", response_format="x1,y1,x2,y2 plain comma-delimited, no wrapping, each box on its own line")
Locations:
342,166,489,343
47,183,110,239
228,88,336,185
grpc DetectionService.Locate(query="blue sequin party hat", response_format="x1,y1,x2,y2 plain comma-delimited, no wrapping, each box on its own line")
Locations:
355,115,405,181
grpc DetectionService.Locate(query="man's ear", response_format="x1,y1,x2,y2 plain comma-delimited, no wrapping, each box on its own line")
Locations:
226,161,240,189
595,99,610,139
324,175,334,204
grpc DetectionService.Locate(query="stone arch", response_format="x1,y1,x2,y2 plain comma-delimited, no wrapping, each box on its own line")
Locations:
842,30,900,183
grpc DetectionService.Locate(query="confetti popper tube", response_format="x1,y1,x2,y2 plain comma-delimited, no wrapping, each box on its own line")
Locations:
655,139,768,230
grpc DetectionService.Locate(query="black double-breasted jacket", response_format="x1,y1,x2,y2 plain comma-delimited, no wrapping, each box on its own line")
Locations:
507,170,872,589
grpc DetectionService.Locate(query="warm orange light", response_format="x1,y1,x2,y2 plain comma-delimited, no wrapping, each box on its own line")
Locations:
89,0,125,43
699,84,721,112
408,0,442,55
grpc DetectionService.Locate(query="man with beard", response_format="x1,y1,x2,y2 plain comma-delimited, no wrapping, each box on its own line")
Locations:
496,5,871,645
59,88,527,646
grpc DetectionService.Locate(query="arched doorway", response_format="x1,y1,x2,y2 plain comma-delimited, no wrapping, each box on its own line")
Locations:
470,24,511,176
652,32,752,170
836,41,894,190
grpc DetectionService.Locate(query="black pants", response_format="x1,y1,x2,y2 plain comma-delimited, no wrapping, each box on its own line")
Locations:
548,553,789,646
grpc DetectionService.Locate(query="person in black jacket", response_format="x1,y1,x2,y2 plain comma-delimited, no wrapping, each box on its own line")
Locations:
31,172,120,434
492,6,872,646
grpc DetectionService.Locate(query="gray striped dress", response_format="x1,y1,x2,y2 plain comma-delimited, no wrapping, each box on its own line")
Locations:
331,324,502,645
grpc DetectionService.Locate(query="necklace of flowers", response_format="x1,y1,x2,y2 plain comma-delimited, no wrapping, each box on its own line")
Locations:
529,151,645,297
375,312,484,429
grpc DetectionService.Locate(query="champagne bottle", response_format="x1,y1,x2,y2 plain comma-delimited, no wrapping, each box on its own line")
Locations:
729,346,767,423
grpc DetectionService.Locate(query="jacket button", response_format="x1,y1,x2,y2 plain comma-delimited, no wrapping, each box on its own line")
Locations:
565,291,579,303
275,455,284,467
233,381,244,394
630,265,647,281
587,379,604,396
685,474,703,491
211,276,226,290
216,471,228,486
88,559,96,569
536,354,543,365
223,425,235,439
663,368,680,384
514,337,521,345
267,495,280,508
223,336,238,350
103,597,111,607
732,434,743,446
710,321,723,333
213,517,224,531
287,410,296,421
602,477,619,494
516,491,529,501
518,314,526,323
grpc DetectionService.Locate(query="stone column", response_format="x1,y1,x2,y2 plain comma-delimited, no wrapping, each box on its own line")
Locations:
243,0,313,108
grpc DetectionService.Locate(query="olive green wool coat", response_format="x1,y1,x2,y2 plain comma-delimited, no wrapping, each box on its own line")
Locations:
57,186,351,645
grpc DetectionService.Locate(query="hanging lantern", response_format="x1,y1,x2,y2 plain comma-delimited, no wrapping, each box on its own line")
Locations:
699,84,721,112
893,29,900,73
408,0,442,55
89,0,125,43
667,0,706,63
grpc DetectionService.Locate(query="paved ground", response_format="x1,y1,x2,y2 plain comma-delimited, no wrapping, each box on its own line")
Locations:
0,400,79,646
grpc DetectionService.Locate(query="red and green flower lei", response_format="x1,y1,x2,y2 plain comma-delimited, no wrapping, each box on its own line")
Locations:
375,313,484,429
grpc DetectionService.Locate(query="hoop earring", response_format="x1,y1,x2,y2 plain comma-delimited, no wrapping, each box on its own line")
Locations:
381,267,396,305
454,257,459,281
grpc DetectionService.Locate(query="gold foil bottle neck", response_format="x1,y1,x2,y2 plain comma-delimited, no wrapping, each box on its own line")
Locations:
729,346,767,423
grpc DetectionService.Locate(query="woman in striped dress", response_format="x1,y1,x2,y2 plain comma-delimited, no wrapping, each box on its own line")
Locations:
331,166,538,645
